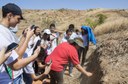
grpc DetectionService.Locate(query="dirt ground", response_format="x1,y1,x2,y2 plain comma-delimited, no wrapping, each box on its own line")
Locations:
33,68,81,84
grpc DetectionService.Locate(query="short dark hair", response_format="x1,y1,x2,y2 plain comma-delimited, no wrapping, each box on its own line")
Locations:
75,29,79,32
66,29,73,34
50,23,55,28
2,3,24,19
68,24,75,31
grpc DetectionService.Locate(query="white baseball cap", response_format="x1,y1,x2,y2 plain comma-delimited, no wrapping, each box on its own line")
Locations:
43,29,51,34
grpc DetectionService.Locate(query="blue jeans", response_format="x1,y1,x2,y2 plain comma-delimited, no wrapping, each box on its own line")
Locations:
13,75,23,84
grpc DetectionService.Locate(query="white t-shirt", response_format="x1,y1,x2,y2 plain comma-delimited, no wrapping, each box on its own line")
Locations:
61,32,82,43
23,36,41,74
0,25,22,84
63,32,78,39
61,38,67,43
50,33,58,53
61,36,68,43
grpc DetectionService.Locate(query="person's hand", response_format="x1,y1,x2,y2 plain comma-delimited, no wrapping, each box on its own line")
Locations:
0,47,12,65
26,26,34,39
22,28,26,35
33,46,41,57
44,63,52,75
86,72,93,77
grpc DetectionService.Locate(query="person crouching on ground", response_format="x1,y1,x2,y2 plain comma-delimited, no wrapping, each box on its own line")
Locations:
45,38,92,84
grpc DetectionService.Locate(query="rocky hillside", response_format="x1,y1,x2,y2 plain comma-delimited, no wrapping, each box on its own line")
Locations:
0,8,128,84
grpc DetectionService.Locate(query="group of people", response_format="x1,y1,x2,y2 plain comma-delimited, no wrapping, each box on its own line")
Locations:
0,3,96,84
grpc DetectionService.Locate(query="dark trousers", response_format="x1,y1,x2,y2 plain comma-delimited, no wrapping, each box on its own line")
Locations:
68,61,73,74
77,47,83,61
50,70,64,84
23,72,33,84
81,46,88,66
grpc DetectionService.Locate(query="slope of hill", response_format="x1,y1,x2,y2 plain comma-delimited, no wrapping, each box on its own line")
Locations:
81,28,128,84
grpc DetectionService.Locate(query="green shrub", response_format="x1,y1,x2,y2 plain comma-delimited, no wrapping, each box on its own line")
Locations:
85,18,98,29
96,14,107,25
84,14,107,29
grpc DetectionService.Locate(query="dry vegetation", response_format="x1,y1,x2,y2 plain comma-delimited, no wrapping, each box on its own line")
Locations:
0,8,128,84
94,17,128,36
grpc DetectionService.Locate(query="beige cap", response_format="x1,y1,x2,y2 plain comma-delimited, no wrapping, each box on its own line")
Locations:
68,38,84,48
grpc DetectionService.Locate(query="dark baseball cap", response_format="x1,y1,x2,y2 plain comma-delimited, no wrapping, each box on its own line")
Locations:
2,3,24,20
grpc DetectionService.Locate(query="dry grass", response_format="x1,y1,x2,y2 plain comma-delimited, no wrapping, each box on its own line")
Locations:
1,8,127,37
94,17,128,36
85,8,106,16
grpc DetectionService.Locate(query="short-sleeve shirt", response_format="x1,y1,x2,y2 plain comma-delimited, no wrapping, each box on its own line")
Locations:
45,42,80,72
0,25,21,84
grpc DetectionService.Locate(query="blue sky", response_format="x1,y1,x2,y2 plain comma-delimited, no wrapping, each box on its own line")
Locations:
0,0,128,10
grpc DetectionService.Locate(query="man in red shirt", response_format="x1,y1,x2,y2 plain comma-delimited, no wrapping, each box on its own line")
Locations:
45,38,92,84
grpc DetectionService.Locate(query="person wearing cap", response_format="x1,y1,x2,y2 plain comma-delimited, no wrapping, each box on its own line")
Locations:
0,3,41,84
41,29,52,56
45,38,92,84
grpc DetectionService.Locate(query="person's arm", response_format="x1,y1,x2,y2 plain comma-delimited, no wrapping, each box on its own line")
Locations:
17,28,34,59
75,64,92,77
30,73,47,81
37,61,45,69
54,29,64,34
0,48,11,65
30,64,51,81
8,46,40,70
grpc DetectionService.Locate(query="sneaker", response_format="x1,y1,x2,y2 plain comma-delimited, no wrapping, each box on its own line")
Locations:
69,73,74,77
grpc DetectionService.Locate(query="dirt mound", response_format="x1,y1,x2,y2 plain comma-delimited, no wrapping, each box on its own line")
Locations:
81,29,128,84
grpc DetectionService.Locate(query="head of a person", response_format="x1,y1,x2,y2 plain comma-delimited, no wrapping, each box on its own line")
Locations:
41,29,51,41
81,26,88,35
66,29,73,40
49,23,56,33
68,24,75,32
2,3,24,27
34,26,41,36
75,29,80,35
68,38,84,49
